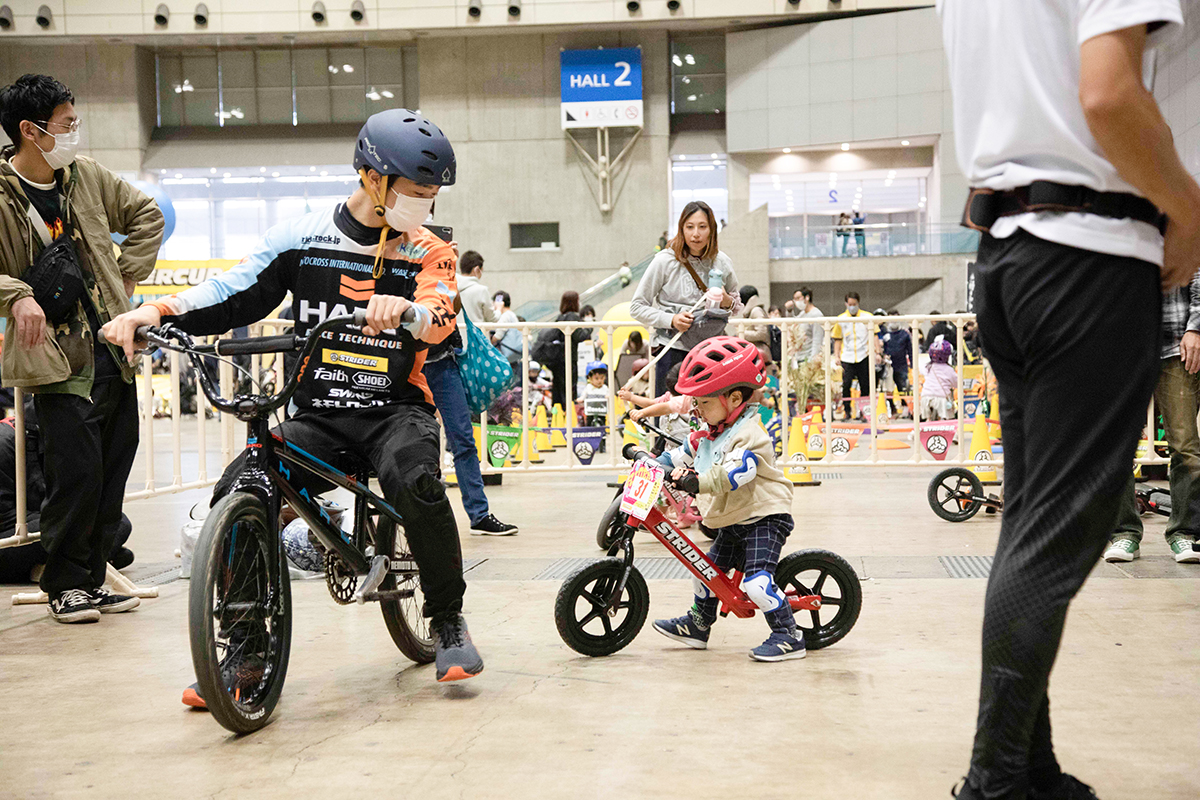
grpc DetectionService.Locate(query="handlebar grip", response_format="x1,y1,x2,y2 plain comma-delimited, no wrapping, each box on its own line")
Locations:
622,443,649,462
350,306,417,328
95,326,152,346
214,334,302,356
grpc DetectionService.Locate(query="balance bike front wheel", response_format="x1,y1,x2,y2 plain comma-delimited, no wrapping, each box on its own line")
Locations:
928,467,984,522
776,549,861,651
555,558,649,656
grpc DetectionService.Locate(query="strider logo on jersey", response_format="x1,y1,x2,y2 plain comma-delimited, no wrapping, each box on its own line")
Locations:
323,349,388,373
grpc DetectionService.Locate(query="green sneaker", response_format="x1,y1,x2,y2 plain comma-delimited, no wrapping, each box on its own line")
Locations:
1103,537,1139,562
1167,534,1199,564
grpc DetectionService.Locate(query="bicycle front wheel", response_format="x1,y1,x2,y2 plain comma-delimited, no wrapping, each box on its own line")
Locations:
189,492,292,734
377,517,435,664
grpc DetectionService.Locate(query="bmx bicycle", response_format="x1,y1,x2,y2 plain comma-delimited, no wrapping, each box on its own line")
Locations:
595,414,702,549
115,311,430,733
556,443,862,657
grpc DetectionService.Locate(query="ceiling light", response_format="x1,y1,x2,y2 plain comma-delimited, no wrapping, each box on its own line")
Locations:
672,55,682,67
272,172,280,177
782,148,791,154
209,167,216,174
320,170,328,176
310,166,316,171
840,143,849,151
901,140,910,146
343,64,354,73
160,169,166,174
679,155,686,160
381,89,394,99
684,54,695,65
259,166,266,172
921,196,927,202
174,173,182,178
223,172,231,178
687,95,697,101
710,153,718,159
328,65,339,74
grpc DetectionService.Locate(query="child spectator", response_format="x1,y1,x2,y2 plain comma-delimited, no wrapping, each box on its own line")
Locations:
581,361,610,428
619,363,694,439
921,338,958,421
648,337,803,662
526,360,552,412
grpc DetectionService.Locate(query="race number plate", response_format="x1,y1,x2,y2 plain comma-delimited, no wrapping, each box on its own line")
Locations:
620,460,665,521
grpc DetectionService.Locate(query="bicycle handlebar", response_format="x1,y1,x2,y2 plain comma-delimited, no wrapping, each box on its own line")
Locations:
112,306,413,418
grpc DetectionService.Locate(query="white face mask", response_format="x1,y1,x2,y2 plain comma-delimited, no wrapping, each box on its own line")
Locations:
384,189,434,234
33,123,80,170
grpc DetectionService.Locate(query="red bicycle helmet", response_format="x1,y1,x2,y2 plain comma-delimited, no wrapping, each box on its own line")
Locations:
675,336,766,397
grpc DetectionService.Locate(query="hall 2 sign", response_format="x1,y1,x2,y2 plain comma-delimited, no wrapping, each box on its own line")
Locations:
560,47,643,130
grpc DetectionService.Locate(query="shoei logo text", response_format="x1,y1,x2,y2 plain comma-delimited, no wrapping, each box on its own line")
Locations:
352,372,392,391
322,349,388,373
656,524,719,581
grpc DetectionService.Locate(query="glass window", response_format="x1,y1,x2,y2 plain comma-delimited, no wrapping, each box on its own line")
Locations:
293,49,330,88
510,223,560,250
670,35,725,116
220,51,255,89
222,199,267,261
366,47,405,111
181,53,219,126
157,54,184,127
161,199,212,261
328,48,364,86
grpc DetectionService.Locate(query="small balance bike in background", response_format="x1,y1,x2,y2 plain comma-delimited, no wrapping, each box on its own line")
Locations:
557,445,862,657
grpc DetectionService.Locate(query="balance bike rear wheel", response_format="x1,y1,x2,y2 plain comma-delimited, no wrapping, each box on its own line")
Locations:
776,549,861,651
928,467,984,522
555,558,649,656
376,517,435,664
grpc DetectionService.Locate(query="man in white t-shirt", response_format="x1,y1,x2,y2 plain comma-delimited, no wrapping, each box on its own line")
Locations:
939,2,1199,798
831,292,876,419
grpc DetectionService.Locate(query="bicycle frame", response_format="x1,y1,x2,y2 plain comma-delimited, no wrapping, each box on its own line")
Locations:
622,504,822,617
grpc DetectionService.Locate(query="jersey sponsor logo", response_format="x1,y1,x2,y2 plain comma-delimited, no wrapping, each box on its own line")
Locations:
352,372,392,391
339,275,375,302
313,367,348,383
329,387,376,400
300,300,358,324
322,349,388,373
301,234,340,245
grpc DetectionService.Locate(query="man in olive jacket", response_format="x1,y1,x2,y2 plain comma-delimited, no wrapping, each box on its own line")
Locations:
0,74,163,623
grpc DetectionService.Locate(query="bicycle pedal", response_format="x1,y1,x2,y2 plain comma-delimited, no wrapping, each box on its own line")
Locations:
353,555,390,605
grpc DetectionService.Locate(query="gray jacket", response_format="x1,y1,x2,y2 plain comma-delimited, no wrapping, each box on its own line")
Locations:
630,249,741,350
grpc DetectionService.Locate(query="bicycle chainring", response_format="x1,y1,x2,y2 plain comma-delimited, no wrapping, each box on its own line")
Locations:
325,553,358,605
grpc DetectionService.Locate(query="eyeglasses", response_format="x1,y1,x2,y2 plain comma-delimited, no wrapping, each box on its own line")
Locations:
36,119,82,134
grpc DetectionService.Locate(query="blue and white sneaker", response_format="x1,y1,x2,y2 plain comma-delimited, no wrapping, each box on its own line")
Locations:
750,630,806,662
652,613,710,649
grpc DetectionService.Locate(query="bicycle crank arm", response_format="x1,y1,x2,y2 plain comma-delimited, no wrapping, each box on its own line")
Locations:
353,555,390,605
361,588,415,601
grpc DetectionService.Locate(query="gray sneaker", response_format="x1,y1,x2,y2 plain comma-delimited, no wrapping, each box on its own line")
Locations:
1167,534,1200,564
433,614,484,682
1103,537,1139,562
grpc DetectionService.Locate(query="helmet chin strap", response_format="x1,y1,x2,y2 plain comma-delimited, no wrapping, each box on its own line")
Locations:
703,394,751,440
360,167,392,280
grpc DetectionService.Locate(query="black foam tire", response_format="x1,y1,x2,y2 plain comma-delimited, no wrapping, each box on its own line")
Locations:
596,493,625,550
189,492,291,734
928,467,984,522
776,549,861,651
555,558,649,657
377,517,435,664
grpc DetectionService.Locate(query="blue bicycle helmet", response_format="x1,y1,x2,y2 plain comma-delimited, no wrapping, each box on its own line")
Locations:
353,108,456,187
586,360,608,378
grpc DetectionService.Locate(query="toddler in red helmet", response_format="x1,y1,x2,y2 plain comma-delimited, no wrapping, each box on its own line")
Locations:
650,336,803,662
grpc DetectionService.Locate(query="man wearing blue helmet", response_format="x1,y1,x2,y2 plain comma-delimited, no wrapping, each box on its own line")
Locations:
103,109,485,688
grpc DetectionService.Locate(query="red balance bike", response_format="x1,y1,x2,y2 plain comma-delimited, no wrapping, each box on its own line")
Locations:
555,445,863,657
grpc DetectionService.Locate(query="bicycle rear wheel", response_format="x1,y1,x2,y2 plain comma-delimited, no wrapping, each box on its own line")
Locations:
928,467,984,522
776,549,861,651
596,493,625,550
377,516,435,664
189,492,292,734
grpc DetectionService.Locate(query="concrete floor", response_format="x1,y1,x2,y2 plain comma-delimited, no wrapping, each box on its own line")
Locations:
1,422,1199,799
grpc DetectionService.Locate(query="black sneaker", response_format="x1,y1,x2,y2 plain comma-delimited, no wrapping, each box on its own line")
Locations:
47,589,101,623
109,547,135,570
86,587,140,614
470,514,518,536
433,614,484,682
1030,774,1099,800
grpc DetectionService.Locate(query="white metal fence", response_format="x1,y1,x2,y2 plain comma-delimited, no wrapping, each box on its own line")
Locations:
0,313,1172,559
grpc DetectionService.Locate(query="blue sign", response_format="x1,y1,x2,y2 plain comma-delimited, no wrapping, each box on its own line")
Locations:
560,47,643,129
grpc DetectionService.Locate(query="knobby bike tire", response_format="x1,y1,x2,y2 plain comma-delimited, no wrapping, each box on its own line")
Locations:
928,467,984,522
555,558,649,657
189,492,292,734
776,549,862,651
377,517,435,664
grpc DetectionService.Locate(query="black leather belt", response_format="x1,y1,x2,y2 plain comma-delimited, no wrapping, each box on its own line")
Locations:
962,181,1167,235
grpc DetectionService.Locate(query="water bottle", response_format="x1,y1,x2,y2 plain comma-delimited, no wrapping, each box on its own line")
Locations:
707,266,723,290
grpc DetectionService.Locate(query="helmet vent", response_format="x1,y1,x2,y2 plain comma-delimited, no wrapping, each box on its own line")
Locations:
421,150,438,161
418,127,433,137
403,117,416,123
418,166,435,177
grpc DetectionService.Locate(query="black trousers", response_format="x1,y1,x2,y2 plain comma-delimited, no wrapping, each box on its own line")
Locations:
214,404,467,624
967,230,1160,798
841,357,871,416
35,379,139,595
654,345,687,398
